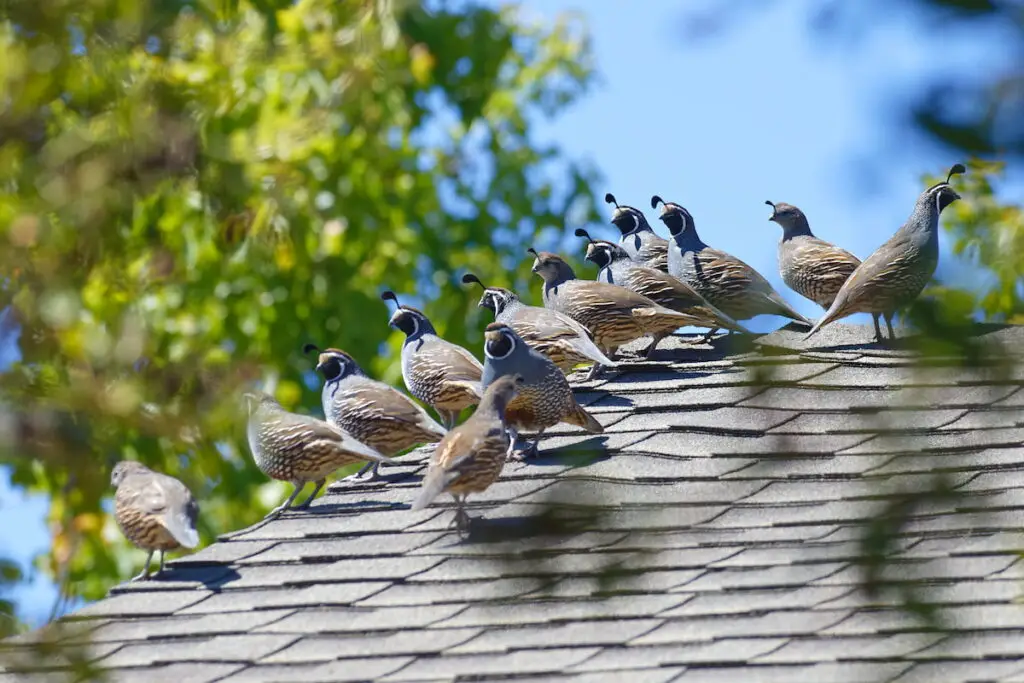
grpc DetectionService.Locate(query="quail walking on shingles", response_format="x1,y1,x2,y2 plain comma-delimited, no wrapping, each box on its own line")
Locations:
462,273,614,374
412,374,524,535
305,345,446,482
244,391,390,518
382,291,484,429
806,164,965,341
482,322,603,459
111,461,200,581
606,193,670,272
653,195,812,335
528,248,695,370
576,228,750,337
767,200,861,312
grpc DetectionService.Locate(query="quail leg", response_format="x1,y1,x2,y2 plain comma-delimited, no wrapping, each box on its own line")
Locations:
585,363,604,382
157,550,167,576
348,461,381,481
700,328,719,343
294,478,326,510
643,334,666,360
265,482,305,519
872,314,883,342
131,551,154,582
452,495,472,537
884,313,896,341
510,429,544,461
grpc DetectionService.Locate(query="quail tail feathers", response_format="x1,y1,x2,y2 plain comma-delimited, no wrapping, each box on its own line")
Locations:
564,402,603,434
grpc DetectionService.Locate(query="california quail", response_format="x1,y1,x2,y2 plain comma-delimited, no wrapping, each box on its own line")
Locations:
482,322,603,459
462,273,614,374
244,391,390,518
382,291,484,429
576,228,750,336
305,344,446,481
528,248,696,369
653,195,812,333
111,461,199,581
605,193,670,272
412,374,524,535
767,200,862,311
806,164,965,341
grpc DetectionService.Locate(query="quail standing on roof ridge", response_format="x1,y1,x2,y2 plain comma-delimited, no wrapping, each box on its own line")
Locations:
462,273,615,374
382,290,484,429
575,228,751,337
412,374,523,535
111,461,200,581
653,195,812,335
606,193,670,272
244,391,391,519
481,322,603,459
806,164,966,342
305,344,446,482
528,248,697,370
766,201,862,314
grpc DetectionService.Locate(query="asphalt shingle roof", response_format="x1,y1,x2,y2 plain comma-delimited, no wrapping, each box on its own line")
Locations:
4,323,1024,683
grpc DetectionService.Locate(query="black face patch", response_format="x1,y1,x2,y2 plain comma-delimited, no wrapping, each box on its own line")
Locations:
392,312,418,337
611,210,640,235
661,211,686,235
587,245,613,268
318,355,344,381
485,332,514,359
936,187,959,212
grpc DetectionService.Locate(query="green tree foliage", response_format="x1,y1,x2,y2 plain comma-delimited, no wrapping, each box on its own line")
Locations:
0,0,598,619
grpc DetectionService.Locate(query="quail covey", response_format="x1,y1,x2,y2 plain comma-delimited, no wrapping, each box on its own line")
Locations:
606,192,670,272
462,273,614,374
412,374,524,535
575,229,750,336
244,391,390,518
653,195,812,333
382,291,484,429
528,248,694,368
806,163,966,341
111,461,199,581
767,200,862,312
305,344,446,481
482,322,602,459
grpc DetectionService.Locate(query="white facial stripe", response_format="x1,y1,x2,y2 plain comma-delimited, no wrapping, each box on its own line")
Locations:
630,213,640,232
484,331,515,360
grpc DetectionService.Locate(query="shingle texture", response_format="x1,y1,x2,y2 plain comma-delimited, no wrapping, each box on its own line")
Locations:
4,323,1024,683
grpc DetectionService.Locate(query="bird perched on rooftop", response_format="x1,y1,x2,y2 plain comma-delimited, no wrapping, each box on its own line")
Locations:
482,322,602,459
305,344,446,482
244,391,390,518
806,163,966,341
412,374,524,535
382,290,484,429
606,193,669,272
766,200,862,313
462,273,614,374
575,228,750,336
111,461,199,581
653,195,812,334
528,248,695,369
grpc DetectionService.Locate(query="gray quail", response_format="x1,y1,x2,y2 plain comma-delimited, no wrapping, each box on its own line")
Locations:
244,391,390,518
305,344,446,482
111,461,199,581
653,195,812,333
606,193,670,272
482,322,602,459
383,291,484,429
462,273,614,374
807,164,965,341
412,374,524,535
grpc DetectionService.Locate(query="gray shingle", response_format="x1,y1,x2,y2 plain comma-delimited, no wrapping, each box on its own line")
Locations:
254,605,466,634
261,628,481,663
438,595,689,628
94,634,299,667
378,647,601,681
448,618,664,654
632,431,871,457
66,591,210,620
176,582,392,614
216,657,414,682
770,409,966,435
104,663,245,683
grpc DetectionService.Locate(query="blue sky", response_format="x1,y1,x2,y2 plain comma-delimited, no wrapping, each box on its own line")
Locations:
1,0,1014,626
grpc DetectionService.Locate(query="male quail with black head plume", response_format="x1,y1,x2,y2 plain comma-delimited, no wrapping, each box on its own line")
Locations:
606,192,669,272
806,164,965,341
576,228,749,336
244,391,390,518
767,200,861,312
528,248,695,368
462,273,614,374
305,344,446,482
382,291,484,429
482,322,602,459
412,374,524,535
653,195,811,334
111,461,200,581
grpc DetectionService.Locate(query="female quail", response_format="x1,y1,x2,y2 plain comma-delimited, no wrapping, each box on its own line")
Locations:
653,195,811,333
305,345,446,481
482,322,603,459
412,374,524,535
807,164,965,342
382,291,484,429
606,192,670,272
462,273,614,374
244,391,390,518
111,461,200,581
